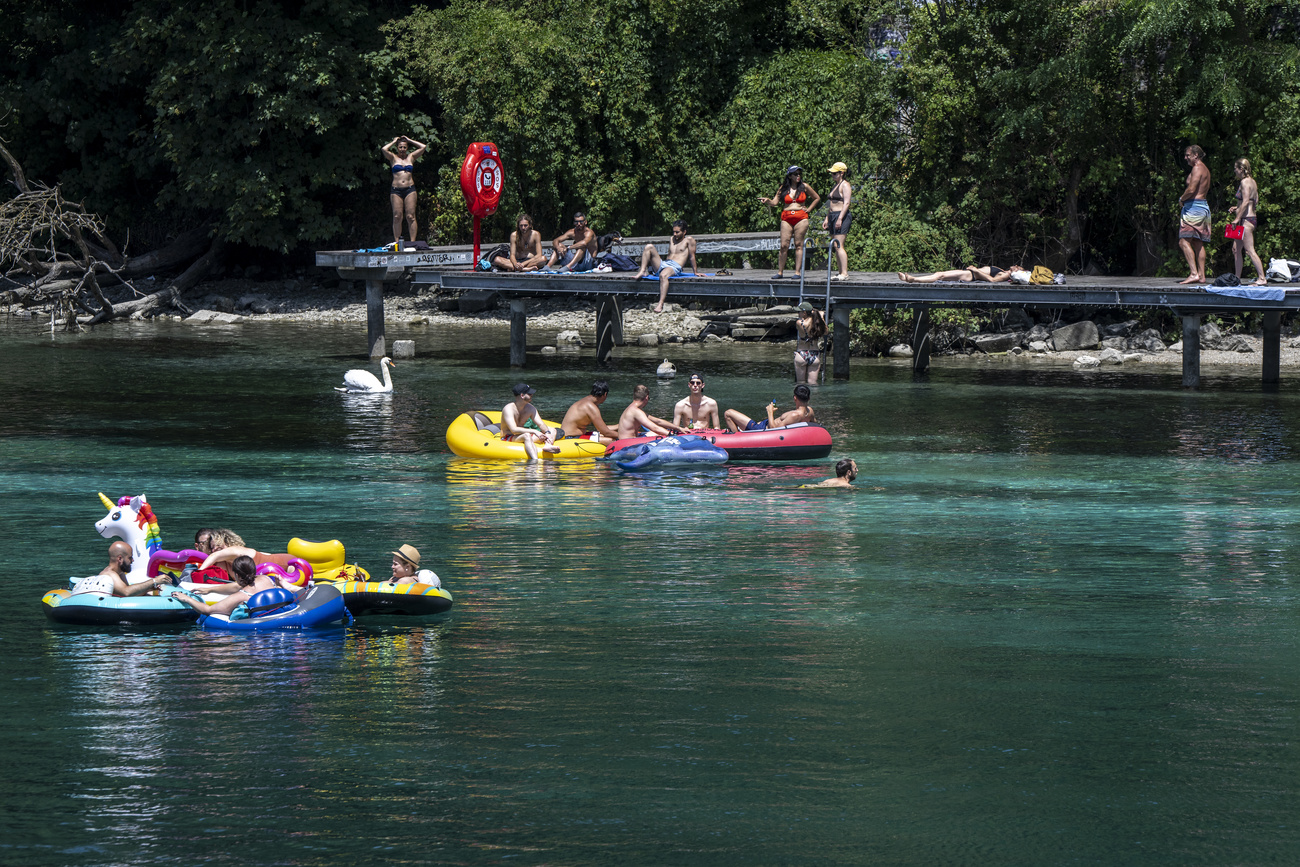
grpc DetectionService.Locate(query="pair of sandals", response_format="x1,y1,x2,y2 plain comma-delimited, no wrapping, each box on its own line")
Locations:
773,273,802,279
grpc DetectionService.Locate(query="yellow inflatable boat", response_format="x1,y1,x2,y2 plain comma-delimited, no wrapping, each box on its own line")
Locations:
287,537,371,583
445,411,607,461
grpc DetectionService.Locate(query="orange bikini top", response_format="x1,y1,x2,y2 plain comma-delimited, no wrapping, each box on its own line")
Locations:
783,189,807,205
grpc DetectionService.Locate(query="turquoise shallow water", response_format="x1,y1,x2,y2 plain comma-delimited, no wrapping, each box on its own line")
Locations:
1,319,1298,865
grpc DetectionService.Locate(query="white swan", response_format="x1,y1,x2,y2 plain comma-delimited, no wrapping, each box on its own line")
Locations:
336,357,395,393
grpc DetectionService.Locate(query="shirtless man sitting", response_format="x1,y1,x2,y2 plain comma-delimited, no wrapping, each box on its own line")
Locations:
673,373,721,430
501,382,561,460
634,219,699,313
561,380,619,442
724,384,815,432
617,384,680,440
70,541,168,596
547,212,599,273
492,213,547,272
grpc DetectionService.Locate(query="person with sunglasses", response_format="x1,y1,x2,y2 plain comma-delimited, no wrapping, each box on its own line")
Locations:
758,165,820,278
548,212,599,273
673,373,721,430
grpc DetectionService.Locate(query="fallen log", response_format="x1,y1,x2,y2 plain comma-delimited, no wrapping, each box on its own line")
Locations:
119,227,210,277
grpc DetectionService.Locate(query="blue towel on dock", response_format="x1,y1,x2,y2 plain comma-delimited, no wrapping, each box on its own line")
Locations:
639,272,710,280
1207,285,1286,302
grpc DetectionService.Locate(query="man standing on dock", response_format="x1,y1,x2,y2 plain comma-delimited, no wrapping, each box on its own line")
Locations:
673,373,721,430
1177,145,1212,285
634,219,699,313
549,212,599,273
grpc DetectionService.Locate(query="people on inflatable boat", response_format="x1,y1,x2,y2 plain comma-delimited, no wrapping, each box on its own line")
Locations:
560,380,619,442
174,555,297,617
724,384,816,433
388,544,442,587
502,383,562,460
618,384,681,439
673,373,721,430
71,541,170,597
198,531,296,584
805,458,858,488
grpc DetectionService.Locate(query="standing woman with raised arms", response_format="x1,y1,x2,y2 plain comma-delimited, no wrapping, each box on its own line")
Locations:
1228,158,1266,285
758,166,820,278
382,135,427,246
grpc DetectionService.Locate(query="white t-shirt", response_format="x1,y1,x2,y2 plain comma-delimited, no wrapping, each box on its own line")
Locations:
71,573,116,596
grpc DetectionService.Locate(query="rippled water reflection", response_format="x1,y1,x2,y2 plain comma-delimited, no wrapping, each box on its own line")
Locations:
2,319,1299,865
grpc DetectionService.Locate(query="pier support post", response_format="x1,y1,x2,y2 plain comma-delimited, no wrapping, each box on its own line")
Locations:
1262,311,1282,385
832,305,851,380
365,278,385,359
510,299,527,367
912,306,932,374
596,296,623,364
1181,313,1202,388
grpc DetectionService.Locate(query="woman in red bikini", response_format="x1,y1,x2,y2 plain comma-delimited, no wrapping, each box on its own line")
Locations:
758,166,820,278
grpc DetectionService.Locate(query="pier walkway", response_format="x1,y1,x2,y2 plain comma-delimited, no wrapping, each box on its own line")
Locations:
316,238,1298,388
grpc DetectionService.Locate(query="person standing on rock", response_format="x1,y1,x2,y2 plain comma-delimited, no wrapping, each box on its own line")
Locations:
1177,145,1212,285
633,219,699,313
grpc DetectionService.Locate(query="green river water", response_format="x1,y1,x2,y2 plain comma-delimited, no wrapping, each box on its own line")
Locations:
1,318,1297,865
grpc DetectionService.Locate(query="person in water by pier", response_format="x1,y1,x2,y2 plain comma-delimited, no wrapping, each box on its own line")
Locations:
724,384,815,433
673,373,721,430
634,219,699,313
381,135,427,246
502,383,561,459
561,380,619,442
1177,144,1213,285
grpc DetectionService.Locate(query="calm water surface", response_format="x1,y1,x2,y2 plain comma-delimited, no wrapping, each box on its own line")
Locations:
1,319,1297,865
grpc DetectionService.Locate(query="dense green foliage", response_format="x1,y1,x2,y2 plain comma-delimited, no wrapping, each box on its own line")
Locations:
3,0,1299,279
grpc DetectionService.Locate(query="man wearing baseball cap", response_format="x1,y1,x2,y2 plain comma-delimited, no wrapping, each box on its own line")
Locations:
501,383,560,460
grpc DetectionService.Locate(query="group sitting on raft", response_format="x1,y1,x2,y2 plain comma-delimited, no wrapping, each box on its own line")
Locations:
498,377,818,459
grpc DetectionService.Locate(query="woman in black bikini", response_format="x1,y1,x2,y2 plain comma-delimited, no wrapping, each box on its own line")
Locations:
382,135,427,246
1229,158,1266,285
897,265,1027,283
794,301,827,384
823,162,852,281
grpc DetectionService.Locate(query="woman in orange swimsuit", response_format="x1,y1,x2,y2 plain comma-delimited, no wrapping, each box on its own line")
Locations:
758,166,820,277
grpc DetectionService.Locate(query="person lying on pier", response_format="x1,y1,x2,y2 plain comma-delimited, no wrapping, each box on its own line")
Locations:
724,384,816,433
70,541,168,597
674,373,721,430
547,212,599,273
174,555,299,617
492,213,548,272
618,384,681,439
502,383,561,459
561,380,620,442
633,219,700,313
896,265,1028,284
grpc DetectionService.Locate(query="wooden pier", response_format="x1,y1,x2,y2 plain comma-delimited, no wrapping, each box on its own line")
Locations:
316,238,1297,388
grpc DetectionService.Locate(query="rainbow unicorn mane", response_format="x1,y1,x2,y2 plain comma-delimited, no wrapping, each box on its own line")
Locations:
120,496,163,558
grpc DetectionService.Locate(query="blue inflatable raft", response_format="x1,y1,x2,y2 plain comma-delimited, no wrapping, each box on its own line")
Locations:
195,583,349,631
43,585,199,626
605,434,729,471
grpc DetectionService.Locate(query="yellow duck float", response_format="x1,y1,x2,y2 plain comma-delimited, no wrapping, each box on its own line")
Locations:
445,410,607,461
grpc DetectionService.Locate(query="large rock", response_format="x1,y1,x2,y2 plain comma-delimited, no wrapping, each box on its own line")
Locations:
999,308,1034,330
1127,328,1166,352
973,332,1020,353
1198,321,1224,348
636,333,660,347
1051,320,1099,351
458,289,499,313
729,327,770,340
1073,355,1100,369
1220,334,1255,353
237,294,273,314
1101,320,1138,338
1026,324,1051,342
186,309,243,324
556,329,583,345
391,339,415,359
1097,347,1125,364
681,316,705,336
1028,340,1049,352
889,343,914,358
1100,337,1129,351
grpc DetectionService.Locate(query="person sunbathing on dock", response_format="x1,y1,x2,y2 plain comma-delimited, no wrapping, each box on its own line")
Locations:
618,384,680,439
547,212,599,273
673,373,721,430
502,382,561,459
634,219,699,313
896,265,1027,284
492,213,547,272
724,384,815,432
561,380,619,442
70,541,168,597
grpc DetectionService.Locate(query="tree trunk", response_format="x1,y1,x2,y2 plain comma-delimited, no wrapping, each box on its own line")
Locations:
120,227,211,277
1046,163,1084,273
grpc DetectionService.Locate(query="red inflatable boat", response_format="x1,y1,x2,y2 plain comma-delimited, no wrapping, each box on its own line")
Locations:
605,423,832,461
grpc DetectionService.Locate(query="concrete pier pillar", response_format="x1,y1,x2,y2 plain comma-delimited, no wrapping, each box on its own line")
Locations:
596,297,623,364
1262,311,1282,385
365,278,385,359
832,306,851,380
510,299,527,367
1181,313,1202,388
912,306,932,374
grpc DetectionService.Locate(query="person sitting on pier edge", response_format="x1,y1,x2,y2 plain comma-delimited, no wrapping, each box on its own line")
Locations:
1177,144,1213,285
804,458,858,488
674,373,721,430
758,166,820,278
897,264,1027,284
634,219,700,313
724,384,815,433
547,212,599,273
618,384,680,439
795,301,827,384
492,213,548,272
381,135,427,246
71,541,168,597
561,380,620,442
502,382,561,459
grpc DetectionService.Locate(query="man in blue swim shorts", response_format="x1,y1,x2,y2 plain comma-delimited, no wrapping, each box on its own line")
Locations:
634,219,699,313
724,384,816,433
1177,145,1212,284
549,212,599,273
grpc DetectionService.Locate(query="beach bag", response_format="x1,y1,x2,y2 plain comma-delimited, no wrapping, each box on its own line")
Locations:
1030,265,1055,284
1224,223,1245,240
1266,259,1300,283
603,253,638,271
1008,269,1031,284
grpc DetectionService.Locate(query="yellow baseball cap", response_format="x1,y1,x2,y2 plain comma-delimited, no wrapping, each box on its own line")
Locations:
828,161,848,173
